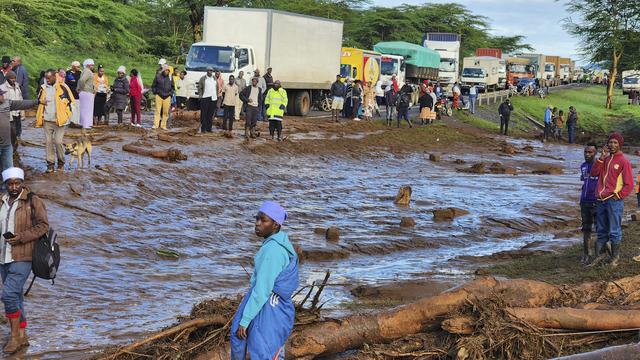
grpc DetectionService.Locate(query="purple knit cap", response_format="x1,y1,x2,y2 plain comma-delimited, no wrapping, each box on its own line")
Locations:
259,201,287,225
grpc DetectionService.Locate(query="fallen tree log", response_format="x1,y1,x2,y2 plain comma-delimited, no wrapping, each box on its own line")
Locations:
552,342,640,360
196,276,561,360
122,143,187,161
508,307,640,331
106,316,227,360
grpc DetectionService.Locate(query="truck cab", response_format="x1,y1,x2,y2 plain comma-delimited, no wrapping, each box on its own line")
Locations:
183,42,256,108
460,56,500,91
622,70,640,95
544,62,555,81
498,59,507,89
380,55,406,88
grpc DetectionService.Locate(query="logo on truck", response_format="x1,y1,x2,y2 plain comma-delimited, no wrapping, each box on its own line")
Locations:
364,57,380,84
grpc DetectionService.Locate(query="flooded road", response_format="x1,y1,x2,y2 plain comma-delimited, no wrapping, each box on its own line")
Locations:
7,117,608,358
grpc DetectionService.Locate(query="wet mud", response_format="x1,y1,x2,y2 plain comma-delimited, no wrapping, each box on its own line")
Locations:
7,111,631,358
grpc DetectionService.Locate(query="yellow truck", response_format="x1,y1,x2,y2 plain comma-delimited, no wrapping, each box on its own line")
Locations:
340,47,381,86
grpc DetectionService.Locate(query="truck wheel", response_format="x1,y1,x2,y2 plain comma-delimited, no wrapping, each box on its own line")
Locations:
293,91,311,116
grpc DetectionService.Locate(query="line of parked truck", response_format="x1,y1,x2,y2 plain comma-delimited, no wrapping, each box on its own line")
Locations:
181,6,579,116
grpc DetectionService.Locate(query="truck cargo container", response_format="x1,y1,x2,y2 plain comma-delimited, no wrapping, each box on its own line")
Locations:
460,56,501,91
475,48,502,59
423,33,460,91
373,41,440,85
184,7,343,116
622,70,640,95
340,47,381,86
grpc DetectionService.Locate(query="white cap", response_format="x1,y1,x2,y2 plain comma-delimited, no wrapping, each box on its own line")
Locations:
71,61,80,67
161,64,169,71
158,58,167,65
83,59,94,67
2,167,24,182
117,65,126,73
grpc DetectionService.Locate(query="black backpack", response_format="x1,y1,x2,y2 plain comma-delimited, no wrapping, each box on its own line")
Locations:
24,193,60,296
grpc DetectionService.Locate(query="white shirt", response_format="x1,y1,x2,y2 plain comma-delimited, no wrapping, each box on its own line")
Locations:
44,84,57,122
0,190,23,264
469,86,477,95
0,83,24,117
202,76,217,100
175,78,187,98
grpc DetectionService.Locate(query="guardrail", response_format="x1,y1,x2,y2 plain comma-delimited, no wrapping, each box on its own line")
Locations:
477,90,509,105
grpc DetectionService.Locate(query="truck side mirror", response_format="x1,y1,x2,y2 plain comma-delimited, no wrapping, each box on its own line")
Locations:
234,49,241,58
400,61,406,71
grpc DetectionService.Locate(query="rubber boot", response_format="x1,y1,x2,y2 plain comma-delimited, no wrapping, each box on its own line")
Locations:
244,127,250,139
250,127,258,139
46,162,54,174
582,232,592,264
610,243,621,268
587,241,608,267
4,317,22,354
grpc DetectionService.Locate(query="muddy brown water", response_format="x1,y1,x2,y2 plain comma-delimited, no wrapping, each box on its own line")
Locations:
7,115,633,358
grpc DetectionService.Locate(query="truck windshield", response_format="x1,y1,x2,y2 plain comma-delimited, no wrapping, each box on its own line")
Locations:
462,68,484,78
186,45,234,72
509,64,527,73
544,64,555,72
439,58,456,72
381,58,398,75
623,77,639,85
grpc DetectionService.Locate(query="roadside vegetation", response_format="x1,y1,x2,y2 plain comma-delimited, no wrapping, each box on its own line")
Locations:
510,85,640,142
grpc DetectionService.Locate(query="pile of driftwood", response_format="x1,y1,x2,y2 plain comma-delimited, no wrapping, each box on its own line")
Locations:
100,273,640,360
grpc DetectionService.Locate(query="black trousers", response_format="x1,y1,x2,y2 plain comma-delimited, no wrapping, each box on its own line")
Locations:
200,98,214,132
500,115,510,135
10,115,20,152
245,106,259,128
175,96,187,109
223,105,235,130
269,119,283,138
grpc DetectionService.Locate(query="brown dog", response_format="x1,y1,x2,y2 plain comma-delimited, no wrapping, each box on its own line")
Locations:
64,137,92,169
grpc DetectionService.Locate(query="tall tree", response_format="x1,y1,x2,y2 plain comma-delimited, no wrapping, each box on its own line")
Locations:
564,0,640,108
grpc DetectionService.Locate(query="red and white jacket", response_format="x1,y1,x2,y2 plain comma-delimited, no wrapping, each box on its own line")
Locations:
591,151,634,200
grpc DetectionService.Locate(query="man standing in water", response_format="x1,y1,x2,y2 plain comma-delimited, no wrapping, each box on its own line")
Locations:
580,143,598,264
0,167,49,354
589,133,633,268
231,201,299,360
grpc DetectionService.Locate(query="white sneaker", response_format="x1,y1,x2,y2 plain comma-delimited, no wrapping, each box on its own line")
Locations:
136,124,142,128
352,118,361,121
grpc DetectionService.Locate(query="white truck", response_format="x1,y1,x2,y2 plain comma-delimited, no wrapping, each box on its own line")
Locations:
423,33,460,92
460,56,500,91
184,7,344,115
622,70,640,95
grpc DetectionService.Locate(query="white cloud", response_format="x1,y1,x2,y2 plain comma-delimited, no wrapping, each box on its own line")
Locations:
372,0,579,60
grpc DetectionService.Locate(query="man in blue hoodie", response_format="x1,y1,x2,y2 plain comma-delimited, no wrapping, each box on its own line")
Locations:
231,201,299,360
543,105,552,142
580,143,598,264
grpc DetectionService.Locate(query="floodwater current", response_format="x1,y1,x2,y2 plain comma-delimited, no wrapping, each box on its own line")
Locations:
9,124,620,358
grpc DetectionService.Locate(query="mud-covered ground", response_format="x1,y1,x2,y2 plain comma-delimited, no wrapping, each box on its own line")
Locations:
6,107,639,359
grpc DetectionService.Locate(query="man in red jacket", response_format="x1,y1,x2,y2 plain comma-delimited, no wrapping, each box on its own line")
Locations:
588,132,633,267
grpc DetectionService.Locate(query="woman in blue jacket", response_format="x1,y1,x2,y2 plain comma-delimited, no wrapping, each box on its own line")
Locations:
231,201,299,360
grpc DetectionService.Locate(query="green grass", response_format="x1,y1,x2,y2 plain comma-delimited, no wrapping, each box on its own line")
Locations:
485,222,640,285
510,85,640,141
455,110,500,132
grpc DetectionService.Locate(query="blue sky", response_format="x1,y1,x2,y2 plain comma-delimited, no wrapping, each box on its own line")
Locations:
372,0,581,61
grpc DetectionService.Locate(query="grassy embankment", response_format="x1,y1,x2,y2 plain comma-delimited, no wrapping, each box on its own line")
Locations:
486,221,640,284
510,85,640,142
453,85,640,142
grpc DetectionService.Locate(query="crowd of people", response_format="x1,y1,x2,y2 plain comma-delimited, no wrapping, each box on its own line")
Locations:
543,105,579,143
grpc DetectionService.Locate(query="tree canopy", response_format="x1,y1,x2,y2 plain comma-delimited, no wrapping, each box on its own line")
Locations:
0,0,533,86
